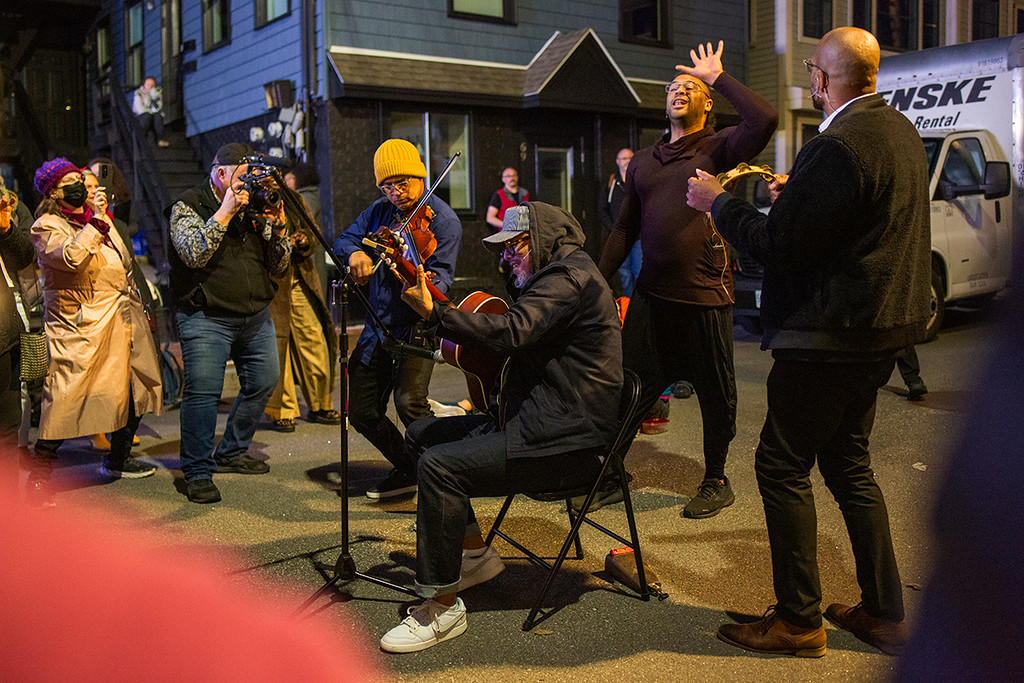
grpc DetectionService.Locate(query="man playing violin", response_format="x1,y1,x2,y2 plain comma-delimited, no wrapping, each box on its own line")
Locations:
333,139,462,500
377,202,622,653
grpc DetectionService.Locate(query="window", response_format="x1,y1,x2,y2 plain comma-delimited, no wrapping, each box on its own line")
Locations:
97,20,112,71
620,0,672,48
125,2,144,86
937,137,986,199
203,0,231,53
802,0,832,38
386,111,472,211
972,0,1000,40
256,0,290,28
850,0,940,51
448,0,515,24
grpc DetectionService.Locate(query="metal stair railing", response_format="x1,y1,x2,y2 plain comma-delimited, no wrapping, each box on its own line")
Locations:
105,76,172,276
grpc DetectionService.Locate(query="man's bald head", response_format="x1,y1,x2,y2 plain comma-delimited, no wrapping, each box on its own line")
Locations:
815,27,881,94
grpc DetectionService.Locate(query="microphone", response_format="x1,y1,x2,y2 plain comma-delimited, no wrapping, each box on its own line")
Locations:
381,338,445,364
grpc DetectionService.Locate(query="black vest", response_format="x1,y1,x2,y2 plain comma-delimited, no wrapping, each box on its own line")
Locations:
168,180,277,315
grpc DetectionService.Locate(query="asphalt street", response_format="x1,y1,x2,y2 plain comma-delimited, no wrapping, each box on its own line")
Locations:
23,304,996,681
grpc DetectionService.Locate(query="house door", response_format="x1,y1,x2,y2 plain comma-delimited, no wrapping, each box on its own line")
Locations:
535,146,574,214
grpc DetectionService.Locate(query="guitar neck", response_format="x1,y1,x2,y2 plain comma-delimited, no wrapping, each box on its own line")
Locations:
390,253,449,302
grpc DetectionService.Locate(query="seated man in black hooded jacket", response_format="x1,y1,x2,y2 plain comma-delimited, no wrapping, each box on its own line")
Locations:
377,201,623,654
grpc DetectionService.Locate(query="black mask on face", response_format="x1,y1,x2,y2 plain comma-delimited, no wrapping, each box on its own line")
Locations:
59,181,88,208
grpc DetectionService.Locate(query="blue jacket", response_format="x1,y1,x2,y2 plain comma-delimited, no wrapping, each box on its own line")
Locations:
333,195,462,365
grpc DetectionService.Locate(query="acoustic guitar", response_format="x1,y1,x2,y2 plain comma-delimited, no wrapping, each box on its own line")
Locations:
362,233,508,413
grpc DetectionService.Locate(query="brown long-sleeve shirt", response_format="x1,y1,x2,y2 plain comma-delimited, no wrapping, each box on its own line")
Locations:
598,72,778,306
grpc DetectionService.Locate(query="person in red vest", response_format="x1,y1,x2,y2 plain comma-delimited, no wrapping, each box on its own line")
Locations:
485,168,530,298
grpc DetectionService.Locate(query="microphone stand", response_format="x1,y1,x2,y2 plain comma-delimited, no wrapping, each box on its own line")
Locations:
263,168,418,614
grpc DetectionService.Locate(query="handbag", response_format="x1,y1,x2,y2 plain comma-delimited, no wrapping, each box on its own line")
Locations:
19,330,49,382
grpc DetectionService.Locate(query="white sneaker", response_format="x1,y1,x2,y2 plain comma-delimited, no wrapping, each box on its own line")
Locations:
380,598,467,653
458,546,505,591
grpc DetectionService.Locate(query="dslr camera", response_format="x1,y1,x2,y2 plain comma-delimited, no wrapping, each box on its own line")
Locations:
238,156,283,214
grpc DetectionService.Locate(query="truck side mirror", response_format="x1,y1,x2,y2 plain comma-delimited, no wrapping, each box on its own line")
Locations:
983,161,1010,200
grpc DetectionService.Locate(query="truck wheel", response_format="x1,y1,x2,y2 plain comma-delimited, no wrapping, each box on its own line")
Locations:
924,264,944,342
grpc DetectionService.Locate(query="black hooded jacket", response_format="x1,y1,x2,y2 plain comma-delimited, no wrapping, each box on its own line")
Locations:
427,202,623,458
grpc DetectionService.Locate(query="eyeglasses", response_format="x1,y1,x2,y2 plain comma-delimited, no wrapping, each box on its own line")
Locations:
803,59,829,82
665,81,709,96
501,235,530,260
379,178,411,194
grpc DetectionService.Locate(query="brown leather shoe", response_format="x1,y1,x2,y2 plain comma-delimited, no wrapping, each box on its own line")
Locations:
825,602,907,656
718,607,827,657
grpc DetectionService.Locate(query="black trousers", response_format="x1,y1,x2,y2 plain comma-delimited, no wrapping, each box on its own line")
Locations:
405,414,601,596
621,288,736,480
756,356,904,628
349,339,434,475
137,112,164,142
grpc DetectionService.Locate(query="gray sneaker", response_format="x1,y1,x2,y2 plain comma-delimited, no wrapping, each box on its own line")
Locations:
101,457,156,479
682,477,735,519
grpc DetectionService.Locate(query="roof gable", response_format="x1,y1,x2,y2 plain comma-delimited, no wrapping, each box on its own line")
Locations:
328,28,641,112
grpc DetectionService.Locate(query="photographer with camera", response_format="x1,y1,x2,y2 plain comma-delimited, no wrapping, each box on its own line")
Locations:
167,143,292,504
132,77,169,148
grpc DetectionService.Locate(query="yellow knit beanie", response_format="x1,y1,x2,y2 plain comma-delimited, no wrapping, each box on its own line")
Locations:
373,139,427,185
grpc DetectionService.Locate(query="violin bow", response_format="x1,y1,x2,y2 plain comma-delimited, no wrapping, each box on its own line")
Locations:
394,150,461,270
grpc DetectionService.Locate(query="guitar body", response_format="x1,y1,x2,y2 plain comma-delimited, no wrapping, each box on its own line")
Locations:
439,291,509,413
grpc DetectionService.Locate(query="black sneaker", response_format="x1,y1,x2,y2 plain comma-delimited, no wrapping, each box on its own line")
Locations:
569,471,634,513
216,454,270,474
672,380,695,399
682,476,735,519
101,457,157,479
366,469,417,500
186,478,222,504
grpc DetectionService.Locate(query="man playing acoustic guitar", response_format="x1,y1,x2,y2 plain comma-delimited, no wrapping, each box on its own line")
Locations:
333,139,462,500
377,202,622,653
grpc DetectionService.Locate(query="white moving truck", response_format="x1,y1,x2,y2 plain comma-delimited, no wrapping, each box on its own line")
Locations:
877,33,1022,340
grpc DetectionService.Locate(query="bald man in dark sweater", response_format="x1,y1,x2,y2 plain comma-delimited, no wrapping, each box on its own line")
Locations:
599,41,777,519
688,27,929,657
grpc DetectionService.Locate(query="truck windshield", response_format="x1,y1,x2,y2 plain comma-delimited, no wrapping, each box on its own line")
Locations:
922,138,941,176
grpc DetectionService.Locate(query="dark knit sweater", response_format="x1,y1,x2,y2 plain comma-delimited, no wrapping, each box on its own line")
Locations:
599,72,778,306
711,93,931,353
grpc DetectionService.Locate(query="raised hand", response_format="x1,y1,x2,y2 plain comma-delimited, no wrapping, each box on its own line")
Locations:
676,40,725,85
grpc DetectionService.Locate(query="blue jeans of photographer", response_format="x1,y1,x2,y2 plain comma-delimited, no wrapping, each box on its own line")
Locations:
176,307,279,483
405,414,602,597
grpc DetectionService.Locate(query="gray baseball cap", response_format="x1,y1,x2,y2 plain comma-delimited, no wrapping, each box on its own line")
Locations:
482,204,530,252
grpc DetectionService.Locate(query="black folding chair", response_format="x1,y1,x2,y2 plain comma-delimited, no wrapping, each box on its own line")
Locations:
484,368,650,631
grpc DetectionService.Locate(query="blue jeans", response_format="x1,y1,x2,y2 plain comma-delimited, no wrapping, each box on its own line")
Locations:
176,308,279,482
617,240,643,298
405,415,601,598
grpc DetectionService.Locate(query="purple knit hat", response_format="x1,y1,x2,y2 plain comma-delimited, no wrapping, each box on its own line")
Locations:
34,157,80,197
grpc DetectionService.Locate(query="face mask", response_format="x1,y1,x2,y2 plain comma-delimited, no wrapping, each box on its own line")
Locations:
60,181,88,208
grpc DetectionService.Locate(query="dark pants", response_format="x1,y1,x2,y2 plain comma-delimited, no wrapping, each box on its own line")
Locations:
349,340,434,475
137,112,164,142
756,357,904,628
621,288,736,480
406,415,602,597
28,393,143,482
0,348,21,446
897,344,925,392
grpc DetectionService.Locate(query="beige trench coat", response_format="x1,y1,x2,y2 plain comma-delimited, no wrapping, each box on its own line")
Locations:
31,212,162,440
